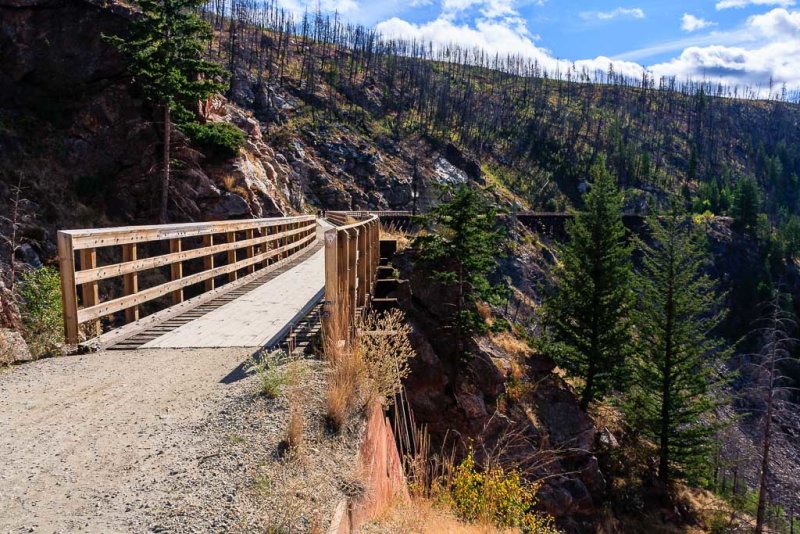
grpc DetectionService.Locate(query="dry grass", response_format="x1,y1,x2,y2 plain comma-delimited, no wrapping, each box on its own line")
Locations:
362,496,514,534
322,299,416,432
380,222,412,252
284,381,307,455
284,402,305,453
357,308,415,402
490,331,533,361
674,484,756,534
589,401,626,436
322,296,366,432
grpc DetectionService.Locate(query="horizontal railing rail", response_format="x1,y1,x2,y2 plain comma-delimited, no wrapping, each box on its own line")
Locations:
323,213,380,341
57,215,317,345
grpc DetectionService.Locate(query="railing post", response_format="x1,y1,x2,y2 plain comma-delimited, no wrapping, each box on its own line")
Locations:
79,248,101,337
264,225,272,268
324,228,338,337
203,234,215,291
245,229,255,274
227,231,237,283
368,220,376,296
357,225,367,307
169,238,183,304
347,228,358,321
337,229,350,330
122,243,139,323
57,232,79,345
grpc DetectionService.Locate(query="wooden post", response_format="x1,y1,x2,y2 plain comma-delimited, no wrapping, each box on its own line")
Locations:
203,234,215,291
347,228,358,320
337,229,350,328
227,231,237,283
324,228,338,336
122,243,139,323
368,220,376,295
79,248,101,337
268,226,275,267
245,229,255,274
357,225,367,307
169,238,183,304
57,232,79,345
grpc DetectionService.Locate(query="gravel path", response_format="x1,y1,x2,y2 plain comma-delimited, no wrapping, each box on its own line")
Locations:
0,349,360,533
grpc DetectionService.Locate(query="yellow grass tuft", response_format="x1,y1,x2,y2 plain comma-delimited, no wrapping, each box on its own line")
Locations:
490,331,533,361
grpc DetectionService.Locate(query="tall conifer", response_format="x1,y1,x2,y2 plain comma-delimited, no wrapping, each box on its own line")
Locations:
107,0,225,222
544,157,633,409
629,207,729,483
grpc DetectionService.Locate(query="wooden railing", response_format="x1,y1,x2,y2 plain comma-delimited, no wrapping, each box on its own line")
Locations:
323,213,380,337
57,216,317,345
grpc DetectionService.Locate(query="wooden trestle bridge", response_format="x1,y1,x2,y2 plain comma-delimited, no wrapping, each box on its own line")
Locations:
55,209,620,351
56,212,382,351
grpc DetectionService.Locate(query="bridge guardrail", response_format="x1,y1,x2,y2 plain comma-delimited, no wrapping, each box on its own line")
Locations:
57,215,317,345
323,212,380,339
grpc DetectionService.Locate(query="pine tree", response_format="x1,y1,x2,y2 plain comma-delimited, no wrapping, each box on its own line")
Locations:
629,207,729,483
732,176,761,234
543,157,634,409
415,185,506,356
106,0,225,222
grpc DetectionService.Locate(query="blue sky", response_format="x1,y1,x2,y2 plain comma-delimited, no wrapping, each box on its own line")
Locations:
278,0,800,90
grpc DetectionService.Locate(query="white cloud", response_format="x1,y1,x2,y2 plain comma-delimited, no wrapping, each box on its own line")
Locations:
715,0,794,10
649,8,800,88
440,0,521,20
580,7,646,21
375,2,800,91
681,13,718,32
277,0,358,15
376,15,646,79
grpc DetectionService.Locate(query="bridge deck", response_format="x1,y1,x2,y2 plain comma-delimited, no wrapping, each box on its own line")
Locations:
140,246,324,349
104,235,326,351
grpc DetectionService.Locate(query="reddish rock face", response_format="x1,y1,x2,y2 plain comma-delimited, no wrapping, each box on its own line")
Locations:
329,401,409,534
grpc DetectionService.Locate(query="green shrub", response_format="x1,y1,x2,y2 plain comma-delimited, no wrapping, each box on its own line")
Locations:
181,121,246,159
250,350,290,399
490,317,511,333
19,266,63,358
443,448,558,533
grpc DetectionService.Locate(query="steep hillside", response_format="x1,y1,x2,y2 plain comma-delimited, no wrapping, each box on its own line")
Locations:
3,0,800,268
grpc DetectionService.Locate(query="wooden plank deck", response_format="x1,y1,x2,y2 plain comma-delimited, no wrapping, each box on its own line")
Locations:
136,244,325,349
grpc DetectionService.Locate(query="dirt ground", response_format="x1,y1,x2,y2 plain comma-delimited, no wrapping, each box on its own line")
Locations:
0,349,360,533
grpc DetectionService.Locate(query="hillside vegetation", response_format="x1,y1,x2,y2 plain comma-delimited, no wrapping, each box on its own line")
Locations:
2,1,800,532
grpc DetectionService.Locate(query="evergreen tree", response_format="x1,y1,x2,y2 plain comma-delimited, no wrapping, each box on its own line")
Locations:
629,207,730,483
415,185,506,356
732,176,761,234
543,158,634,409
106,0,225,222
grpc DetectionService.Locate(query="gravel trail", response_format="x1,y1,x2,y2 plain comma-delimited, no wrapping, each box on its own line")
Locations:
0,348,255,533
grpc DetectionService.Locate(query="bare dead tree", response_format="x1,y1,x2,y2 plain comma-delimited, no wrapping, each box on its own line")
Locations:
745,292,799,534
